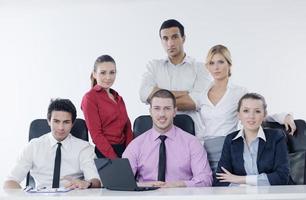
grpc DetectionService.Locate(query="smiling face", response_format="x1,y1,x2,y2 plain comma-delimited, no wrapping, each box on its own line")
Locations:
93,62,116,90
150,97,176,134
160,27,185,60
48,111,73,142
207,53,231,81
238,98,266,133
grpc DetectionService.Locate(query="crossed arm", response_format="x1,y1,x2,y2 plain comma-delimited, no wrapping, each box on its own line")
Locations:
148,87,196,111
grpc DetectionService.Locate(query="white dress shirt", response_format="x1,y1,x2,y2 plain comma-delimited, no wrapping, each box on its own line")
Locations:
200,81,289,140
7,133,100,188
139,56,211,142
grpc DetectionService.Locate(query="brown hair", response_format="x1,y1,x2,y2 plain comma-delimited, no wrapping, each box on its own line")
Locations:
149,89,176,107
237,93,267,115
90,55,116,87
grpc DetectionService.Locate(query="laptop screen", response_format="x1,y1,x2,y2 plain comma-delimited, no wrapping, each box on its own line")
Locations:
94,158,138,190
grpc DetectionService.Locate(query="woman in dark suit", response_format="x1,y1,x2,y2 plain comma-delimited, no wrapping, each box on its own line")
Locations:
214,93,289,186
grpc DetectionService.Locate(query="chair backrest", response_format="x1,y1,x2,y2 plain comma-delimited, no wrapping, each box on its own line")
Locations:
262,119,306,153
133,114,195,138
29,118,89,141
262,119,306,185
26,118,88,187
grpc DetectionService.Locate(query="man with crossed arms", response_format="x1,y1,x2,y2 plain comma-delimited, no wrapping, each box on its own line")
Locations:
139,19,211,144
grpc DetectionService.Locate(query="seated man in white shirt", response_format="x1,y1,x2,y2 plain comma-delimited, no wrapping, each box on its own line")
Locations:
3,99,101,189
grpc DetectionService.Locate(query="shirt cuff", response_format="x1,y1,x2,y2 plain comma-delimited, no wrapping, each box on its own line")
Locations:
188,92,200,110
267,112,293,124
245,175,258,186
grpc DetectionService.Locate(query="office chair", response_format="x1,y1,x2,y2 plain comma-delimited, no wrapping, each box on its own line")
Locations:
28,118,88,141
262,119,306,184
26,118,89,187
133,114,195,138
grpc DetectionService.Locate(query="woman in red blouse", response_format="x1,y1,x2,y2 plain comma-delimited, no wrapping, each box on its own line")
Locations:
81,55,133,159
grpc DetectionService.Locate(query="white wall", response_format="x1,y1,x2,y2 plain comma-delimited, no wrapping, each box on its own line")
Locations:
1,0,306,185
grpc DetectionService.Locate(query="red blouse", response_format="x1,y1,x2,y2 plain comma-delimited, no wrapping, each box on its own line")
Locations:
81,85,133,159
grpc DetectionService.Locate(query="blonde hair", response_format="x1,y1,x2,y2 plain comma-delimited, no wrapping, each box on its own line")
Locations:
205,44,232,76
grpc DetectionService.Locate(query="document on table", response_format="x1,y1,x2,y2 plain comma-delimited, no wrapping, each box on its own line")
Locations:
24,186,72,193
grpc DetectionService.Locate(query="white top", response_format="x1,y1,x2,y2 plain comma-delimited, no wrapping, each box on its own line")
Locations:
200,82,247,139
200,81,289,140
139,56,211,141
7,133,100,188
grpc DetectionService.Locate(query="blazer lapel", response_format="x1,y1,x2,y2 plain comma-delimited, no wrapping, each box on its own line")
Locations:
257,139,266,162
232,138,247,174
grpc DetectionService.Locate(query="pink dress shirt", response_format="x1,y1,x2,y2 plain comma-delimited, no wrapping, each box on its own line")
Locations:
122,126,212,187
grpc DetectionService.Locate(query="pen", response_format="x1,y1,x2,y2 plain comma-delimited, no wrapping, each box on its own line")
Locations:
23,186,33,192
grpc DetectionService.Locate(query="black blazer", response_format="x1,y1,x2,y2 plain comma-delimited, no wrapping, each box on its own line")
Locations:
213,128,289,186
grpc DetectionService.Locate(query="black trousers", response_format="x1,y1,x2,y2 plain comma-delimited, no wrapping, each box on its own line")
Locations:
95,144,125,158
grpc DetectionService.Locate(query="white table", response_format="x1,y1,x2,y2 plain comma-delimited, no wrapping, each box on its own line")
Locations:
1,185,306,200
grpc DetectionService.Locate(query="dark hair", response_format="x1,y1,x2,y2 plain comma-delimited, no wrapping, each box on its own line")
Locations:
47,98,77,123
149,89,176,107
159,19,185,38
90,55,116,87
237,93,267,114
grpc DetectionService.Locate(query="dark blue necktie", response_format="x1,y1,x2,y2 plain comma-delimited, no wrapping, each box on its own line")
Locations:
158,135,167,181
52,142,62,188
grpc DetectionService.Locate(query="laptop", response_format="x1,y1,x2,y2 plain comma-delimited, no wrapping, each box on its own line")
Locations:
94,158,159,191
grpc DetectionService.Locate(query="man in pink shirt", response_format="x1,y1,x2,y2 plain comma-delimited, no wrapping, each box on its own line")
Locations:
122,89,212,187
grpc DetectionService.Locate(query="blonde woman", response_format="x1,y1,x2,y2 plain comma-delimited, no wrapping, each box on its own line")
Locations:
200,45,295,172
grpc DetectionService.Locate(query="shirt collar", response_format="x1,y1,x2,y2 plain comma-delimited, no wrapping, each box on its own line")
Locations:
151,125,177,141
164,54,192,65
93,84,103,91
93,85,119,97
48,132,72,149
232,126,266,142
